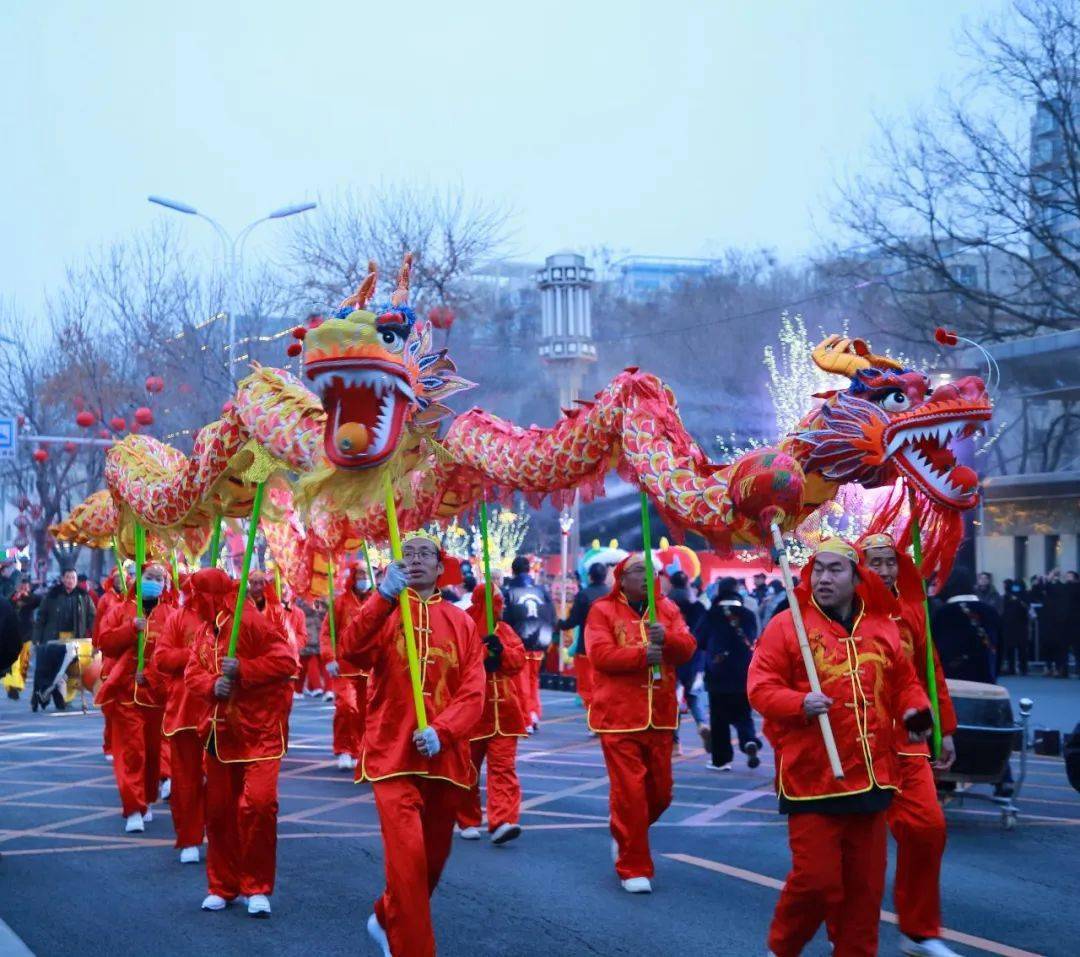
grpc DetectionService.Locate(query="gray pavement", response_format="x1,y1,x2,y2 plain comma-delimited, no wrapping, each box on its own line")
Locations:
0,688,1077,956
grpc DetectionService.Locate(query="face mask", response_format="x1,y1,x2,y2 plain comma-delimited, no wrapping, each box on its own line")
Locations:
141,579,164,599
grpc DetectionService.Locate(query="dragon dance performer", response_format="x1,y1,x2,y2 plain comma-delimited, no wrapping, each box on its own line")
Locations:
320,563,373,771
93,567,129,761
584,553,696,894
338,532,485,957
857,532,960,957
748,539,932,957
184,568,297,918
151,574,213,864
456,583,527,845
94,562,171,833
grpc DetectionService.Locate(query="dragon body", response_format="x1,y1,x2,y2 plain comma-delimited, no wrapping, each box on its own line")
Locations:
62,257,990,594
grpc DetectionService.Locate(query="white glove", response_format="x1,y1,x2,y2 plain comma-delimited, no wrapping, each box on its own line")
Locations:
326,661,340,678
378,561,408,602
414,725,441,757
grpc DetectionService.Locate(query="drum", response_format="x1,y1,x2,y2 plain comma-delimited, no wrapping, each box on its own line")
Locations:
935,678,1016,784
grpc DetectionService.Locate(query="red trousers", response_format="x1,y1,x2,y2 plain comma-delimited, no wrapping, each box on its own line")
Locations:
574,654,593,707
517,654,543,721
167,729,206,848
296,655,327,693
109,702,162,816
205,754,281,898
456,736,521,831
600,729,674,879
160,736,172,781
332,674,367,758
888,756,946,939
372,776,463,957
769,811,887,957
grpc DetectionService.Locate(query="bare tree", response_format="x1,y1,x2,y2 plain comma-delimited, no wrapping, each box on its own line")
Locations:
288,183,513,315
831,0,1080,342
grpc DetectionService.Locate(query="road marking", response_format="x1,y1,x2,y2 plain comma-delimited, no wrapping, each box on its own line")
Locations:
0,733,49,743
0,917,35,956
677,784,776,826
665,853,1045,957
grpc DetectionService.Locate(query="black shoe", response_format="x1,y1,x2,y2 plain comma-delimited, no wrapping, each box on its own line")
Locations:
51,689,67,711
30,693,39,713
6,687,19,700
746,741,761,770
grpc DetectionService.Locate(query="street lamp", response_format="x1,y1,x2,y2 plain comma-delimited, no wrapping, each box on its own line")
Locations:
147,195,317,385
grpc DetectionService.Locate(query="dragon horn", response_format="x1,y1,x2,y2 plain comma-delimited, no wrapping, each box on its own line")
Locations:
391,252,414,307
339,260,379,311
812,334,902,378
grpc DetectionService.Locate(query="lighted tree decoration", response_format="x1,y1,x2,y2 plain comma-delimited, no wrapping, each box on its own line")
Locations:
426,504,530,576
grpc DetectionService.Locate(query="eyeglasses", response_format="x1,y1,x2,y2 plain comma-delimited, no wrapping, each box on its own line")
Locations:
402,548,440,561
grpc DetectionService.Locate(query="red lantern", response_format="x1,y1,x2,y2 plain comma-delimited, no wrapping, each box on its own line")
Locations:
291,326,307,340
32,448,48,464
145,375,165,394
286,342,303,358
934,327,959,347
134,407,154,426
109,416,126,432
98,429,110,440
75,410,96,428
427,305,456,330
64,441,78,455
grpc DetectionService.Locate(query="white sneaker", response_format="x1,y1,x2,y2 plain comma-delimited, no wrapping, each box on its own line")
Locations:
336,753,354,771
160,779,171,801
201,894,228,911
179,846,200,864
105,753,114,763
293,692,304,702
323,691,334,702
142,807,154,823
458,826,481,840
705,762,733,772
124,812,144,833
247,894,271,918
367,913,391,957
621,877,652,894
900,935,960,957
491,822,521,845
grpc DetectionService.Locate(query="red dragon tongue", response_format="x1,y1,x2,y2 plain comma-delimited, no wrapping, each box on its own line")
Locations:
950,465,978,491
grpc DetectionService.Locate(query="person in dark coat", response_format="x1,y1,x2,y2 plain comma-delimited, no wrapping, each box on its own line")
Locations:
666,571,709,751
999,579,1030,676
694,577,763,770
1041,571,1072,677
31,567,96,711
931,567,1001,684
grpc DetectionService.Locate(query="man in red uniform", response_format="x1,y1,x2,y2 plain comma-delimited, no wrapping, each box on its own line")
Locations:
858,532,960,957
339,533,485,957
456,583,527,845
585,552,697,894
152,576,213,864
93,567,129,762
320,564,372,771
94,562,171,833
748,539,932,957
184,568,297,918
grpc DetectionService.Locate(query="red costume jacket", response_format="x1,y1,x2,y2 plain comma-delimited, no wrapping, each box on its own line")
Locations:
320,584,370,678
339,589,485,788
748,596,930,802
584,589,697,734
94,599,172,709
183,604,298,763
470,621,527,740
153,605,212,736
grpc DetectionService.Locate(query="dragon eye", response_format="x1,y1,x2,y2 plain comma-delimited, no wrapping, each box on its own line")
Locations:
379,328,406,353
879,389,911,412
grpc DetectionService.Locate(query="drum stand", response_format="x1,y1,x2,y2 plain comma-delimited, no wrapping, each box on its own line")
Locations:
941,697,1033,830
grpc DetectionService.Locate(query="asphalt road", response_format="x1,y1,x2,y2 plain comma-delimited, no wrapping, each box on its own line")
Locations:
0,685,1077,956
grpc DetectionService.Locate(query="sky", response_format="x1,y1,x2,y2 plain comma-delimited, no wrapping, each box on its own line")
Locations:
1,0,996,316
